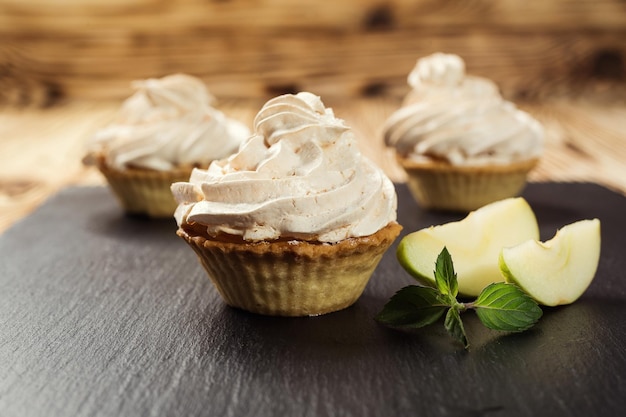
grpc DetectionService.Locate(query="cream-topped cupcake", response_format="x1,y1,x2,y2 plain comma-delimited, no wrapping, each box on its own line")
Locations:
172,92,401,316
383,53,544,211
84,74,249,217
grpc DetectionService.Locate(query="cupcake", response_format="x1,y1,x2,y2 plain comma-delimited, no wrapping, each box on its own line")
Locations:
172,92,402,316
383,53,544,212
83,74,249,217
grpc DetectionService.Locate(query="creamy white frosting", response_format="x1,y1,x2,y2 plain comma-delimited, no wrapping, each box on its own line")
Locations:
171,92,397,243
384,53,543,165
85,74,249,171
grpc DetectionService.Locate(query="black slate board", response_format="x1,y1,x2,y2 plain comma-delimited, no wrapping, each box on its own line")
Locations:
1,183,625,417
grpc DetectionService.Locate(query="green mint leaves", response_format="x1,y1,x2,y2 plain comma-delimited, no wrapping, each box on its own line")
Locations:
434,247,458,299
470,283,543,333
376,247,542,349
375,286,448,328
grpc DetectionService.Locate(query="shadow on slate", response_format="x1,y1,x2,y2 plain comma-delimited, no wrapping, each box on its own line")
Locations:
0,183,625,417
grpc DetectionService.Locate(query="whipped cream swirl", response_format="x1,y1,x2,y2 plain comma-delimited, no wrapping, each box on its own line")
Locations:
85,74,249,171
384,53,543,165
172,92,397,243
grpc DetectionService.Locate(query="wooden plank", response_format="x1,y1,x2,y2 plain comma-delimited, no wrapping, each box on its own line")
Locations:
1,0,625,104
2,30,625,104
1,0,625,32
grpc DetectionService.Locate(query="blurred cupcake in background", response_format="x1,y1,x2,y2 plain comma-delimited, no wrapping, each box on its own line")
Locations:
383,53,543,212
83,74,249,218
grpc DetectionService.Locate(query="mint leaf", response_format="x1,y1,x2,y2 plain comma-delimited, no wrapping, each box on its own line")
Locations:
378,248,543,349
472,283,543,332
434,246,458,299
375,285,450,328
444,306,468,349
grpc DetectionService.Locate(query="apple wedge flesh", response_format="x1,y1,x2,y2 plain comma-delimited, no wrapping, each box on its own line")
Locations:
499,219,601,306
397,197,539,297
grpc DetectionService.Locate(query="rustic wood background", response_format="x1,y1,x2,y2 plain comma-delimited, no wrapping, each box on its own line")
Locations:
1,0,625,105
0,0,625,232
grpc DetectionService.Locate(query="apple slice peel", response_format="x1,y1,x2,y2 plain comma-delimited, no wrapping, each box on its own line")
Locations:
397,197,540,297
498,219,601,306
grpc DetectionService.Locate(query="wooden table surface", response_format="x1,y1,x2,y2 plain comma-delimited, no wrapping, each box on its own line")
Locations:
1,95,625,233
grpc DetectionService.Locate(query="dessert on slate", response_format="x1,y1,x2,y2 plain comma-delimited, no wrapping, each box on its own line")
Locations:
84,73,249,217
172,92,402,316
383,53,544,212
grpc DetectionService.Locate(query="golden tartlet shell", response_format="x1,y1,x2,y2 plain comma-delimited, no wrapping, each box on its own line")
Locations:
93,153,196,218
177,222,402,316
398,156,539,212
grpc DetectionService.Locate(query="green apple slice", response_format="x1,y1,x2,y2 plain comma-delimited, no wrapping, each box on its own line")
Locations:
499,219,601,306
397,197,539,297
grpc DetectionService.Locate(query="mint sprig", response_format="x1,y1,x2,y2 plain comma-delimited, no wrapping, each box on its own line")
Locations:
470,283,543,332
434,247,458,299
375,286,448,328
376,247,543,349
